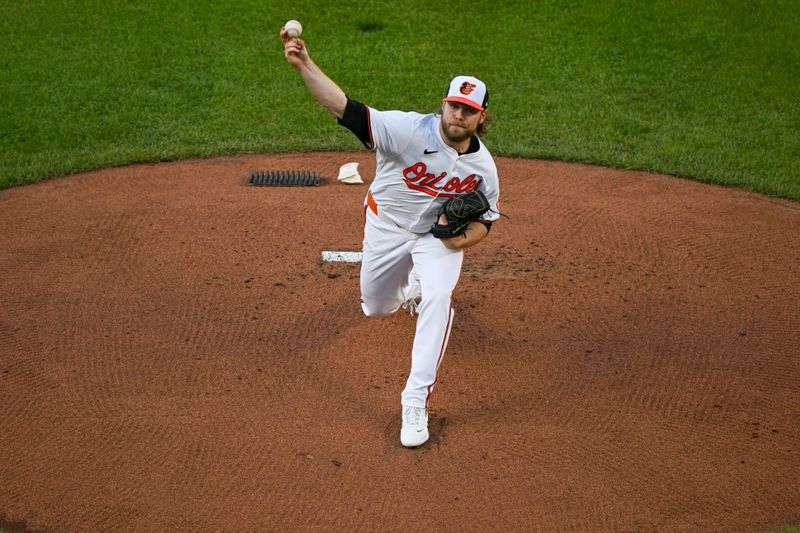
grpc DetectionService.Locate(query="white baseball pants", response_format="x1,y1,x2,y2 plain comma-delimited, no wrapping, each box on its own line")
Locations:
360,204,463,408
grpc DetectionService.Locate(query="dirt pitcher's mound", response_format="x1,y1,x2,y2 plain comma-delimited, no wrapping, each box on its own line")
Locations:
1,152,799,532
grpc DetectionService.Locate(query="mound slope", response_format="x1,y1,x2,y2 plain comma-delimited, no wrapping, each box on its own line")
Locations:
1,153,798,531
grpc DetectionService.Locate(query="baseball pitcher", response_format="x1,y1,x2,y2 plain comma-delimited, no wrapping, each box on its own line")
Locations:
281,24,501,447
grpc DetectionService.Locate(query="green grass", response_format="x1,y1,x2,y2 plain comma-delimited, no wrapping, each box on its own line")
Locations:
1,0,798,199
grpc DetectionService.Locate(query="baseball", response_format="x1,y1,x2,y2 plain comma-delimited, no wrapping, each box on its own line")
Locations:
285,20,302,38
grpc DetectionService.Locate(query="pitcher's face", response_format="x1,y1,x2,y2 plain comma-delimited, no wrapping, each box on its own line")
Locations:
440,101,485,144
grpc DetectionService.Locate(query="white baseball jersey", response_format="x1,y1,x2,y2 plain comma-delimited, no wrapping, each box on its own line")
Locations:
364,108,500,233
336,97,501,416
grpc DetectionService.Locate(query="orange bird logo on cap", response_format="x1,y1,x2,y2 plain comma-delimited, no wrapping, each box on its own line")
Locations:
459,82,477,95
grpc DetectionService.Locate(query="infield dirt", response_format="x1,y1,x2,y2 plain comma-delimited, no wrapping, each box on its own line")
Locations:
1,153,799,531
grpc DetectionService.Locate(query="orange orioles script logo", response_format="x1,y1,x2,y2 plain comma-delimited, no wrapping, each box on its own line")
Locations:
459,81,477,95
403,162,481,197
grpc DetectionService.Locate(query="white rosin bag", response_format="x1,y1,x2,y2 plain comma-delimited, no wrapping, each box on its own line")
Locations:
337,162,364,184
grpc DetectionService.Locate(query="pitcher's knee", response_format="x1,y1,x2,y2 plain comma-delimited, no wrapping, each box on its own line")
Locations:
420,286,452,307
361,298,400,317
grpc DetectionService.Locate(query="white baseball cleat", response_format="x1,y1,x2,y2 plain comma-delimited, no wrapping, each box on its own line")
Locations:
400,405,429,447
400,274,422,316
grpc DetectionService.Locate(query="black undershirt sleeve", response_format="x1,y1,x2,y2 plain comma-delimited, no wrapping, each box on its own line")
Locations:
337,98,373,149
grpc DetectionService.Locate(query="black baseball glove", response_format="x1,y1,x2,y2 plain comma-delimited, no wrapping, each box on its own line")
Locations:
430,190,491,239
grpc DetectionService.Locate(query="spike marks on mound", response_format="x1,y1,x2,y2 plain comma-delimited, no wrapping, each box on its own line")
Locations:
249,170,320,187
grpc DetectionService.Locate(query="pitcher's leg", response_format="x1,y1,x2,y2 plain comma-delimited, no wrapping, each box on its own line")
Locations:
360,209,415,317
401,235,464,407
